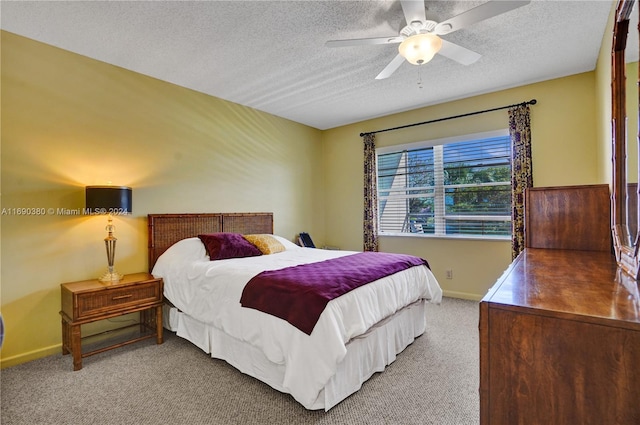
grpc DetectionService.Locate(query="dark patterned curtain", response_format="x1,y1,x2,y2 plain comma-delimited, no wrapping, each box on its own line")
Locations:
363,133,379,252
509,104,533,259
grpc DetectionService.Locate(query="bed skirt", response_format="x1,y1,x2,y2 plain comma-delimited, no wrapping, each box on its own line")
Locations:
163,299,427,411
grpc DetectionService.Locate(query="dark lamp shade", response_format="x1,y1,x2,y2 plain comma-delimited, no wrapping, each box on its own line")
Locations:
85,186,132,215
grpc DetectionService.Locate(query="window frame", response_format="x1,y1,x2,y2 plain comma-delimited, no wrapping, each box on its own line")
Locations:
376,129,512,241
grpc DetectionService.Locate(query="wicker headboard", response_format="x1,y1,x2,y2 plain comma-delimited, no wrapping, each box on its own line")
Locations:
148,212,274,271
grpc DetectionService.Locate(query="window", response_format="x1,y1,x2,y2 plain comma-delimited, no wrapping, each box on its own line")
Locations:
377,130,511,239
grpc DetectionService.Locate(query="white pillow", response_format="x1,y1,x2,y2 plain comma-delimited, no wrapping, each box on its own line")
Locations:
152,237,207,277
271,235,301,250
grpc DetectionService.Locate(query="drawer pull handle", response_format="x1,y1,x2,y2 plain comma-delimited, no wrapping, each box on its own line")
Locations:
112,294,133,300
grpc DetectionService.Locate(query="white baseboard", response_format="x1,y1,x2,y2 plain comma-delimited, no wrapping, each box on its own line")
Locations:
442,290,483,301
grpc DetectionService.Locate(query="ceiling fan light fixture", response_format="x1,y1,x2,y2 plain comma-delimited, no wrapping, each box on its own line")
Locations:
398,33,443,65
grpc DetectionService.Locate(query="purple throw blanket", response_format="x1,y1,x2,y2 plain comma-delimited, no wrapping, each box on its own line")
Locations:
240,252,429,335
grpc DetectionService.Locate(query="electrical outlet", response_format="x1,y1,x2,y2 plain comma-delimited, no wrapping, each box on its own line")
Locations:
446,269,453,279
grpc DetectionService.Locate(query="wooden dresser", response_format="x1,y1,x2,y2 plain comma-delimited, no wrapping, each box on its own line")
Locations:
479,185,640,424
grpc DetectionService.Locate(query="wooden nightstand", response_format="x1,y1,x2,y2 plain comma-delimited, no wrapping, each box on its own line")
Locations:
60,272,164,371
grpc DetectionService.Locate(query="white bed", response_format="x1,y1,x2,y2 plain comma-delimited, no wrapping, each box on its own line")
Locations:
148,213,442,410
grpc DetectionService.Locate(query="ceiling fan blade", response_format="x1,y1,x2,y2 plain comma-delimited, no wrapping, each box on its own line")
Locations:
375,54,406,80
400,0,427,25
437,39,481,65
434,0,531,35
325,36,403,48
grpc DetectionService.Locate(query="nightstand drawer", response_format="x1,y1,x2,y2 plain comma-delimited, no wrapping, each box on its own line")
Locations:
76,281,162,319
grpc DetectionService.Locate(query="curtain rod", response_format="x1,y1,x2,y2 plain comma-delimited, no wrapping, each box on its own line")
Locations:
360,99,537,137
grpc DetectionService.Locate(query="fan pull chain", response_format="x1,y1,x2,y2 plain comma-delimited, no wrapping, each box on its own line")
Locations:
417,67,424,89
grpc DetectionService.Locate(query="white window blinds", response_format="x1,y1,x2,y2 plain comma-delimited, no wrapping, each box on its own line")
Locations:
377,130,511,238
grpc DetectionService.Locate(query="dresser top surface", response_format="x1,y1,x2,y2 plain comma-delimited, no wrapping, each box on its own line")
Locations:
61,272,159,293
482,248,640,327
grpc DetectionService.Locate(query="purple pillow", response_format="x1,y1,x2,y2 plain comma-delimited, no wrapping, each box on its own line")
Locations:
198,233,262,260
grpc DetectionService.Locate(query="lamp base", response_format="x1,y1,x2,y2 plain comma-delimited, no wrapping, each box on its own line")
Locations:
99,270,123,284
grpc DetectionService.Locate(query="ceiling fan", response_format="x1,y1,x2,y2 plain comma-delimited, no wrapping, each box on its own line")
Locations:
326,0,531,79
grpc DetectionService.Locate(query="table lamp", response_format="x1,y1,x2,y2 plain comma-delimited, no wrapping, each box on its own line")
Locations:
85,186,132,283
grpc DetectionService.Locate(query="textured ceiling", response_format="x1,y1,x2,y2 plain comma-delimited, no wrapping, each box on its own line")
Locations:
0,1,626,130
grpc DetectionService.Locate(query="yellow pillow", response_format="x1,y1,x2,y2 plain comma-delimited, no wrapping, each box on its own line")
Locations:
243,234,286,255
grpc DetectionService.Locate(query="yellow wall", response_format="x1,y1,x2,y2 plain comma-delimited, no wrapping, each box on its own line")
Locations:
322,71,602,300
320,0,619,300
595,1,615,185
0,32,325,366
1,1,623,365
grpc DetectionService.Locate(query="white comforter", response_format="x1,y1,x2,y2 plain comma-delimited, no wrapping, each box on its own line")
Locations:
152,238,442,408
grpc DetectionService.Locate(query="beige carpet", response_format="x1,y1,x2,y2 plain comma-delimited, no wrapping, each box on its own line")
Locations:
1,297,479,425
